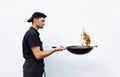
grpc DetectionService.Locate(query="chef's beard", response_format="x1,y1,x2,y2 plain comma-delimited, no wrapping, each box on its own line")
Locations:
37,25,44,29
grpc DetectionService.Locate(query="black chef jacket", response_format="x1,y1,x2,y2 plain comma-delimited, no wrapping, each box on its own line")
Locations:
22,27,44,77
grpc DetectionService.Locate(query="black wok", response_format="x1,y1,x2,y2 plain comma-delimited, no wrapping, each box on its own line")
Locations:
52,45,97,55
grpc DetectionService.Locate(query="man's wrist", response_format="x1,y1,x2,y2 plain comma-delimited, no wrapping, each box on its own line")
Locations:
52,48,57,52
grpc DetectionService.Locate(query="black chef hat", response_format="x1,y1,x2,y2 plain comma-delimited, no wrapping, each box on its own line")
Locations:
27,12,47,22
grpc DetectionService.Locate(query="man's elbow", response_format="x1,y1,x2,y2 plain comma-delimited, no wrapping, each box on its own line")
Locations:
34,54,44,60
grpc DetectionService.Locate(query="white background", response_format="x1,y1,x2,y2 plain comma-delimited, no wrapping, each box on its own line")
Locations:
0,0,120,77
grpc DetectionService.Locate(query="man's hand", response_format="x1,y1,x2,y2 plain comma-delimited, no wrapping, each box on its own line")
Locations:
54,45,65,51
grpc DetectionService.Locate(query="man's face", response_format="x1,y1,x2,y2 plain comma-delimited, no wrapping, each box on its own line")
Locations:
35,17,45,29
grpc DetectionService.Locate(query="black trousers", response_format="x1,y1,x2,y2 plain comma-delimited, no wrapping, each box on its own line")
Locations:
23,58,44,77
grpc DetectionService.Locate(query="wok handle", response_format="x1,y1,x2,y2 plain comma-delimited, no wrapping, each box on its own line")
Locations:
52,46,57,48
94,45,98,47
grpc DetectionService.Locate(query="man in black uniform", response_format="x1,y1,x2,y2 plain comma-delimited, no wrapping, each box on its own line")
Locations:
22,12,65,77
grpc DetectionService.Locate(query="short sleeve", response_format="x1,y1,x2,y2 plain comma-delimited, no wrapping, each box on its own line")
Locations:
28,33,40,47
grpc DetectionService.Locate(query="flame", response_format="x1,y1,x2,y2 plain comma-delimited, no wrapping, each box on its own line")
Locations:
82,28,91,48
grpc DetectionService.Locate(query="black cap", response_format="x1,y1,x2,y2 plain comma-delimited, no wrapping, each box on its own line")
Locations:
27,12,47,22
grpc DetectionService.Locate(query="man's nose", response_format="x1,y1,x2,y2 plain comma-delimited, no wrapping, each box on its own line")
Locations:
43,23,45,25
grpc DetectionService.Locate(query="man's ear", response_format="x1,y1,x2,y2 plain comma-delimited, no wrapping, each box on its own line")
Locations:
33,18,37,23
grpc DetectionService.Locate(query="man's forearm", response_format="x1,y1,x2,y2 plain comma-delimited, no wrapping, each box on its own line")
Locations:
38,49,57,59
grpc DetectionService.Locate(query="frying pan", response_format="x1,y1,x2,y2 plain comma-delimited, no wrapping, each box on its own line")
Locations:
52,45,98,55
